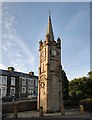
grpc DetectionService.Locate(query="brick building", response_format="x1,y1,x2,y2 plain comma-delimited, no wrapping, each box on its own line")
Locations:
0,67,38,100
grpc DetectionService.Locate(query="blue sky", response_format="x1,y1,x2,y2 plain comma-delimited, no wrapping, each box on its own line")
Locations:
1,2,90,80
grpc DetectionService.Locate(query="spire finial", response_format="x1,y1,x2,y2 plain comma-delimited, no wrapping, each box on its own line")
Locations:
48,10,52,17
46,10,54,41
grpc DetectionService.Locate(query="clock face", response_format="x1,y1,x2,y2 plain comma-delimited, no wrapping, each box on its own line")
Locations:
52,49,57,56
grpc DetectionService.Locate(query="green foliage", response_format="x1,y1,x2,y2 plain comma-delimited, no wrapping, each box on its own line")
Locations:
69,72,92,101
61,69,69,100
87,71,92,79
80,98,92,111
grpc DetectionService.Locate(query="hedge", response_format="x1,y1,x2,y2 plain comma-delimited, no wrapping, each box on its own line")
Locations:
64,100,79,108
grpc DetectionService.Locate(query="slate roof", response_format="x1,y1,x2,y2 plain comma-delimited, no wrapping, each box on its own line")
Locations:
0,69,38,79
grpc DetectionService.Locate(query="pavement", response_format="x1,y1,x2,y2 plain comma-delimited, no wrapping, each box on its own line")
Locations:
2,108,92,120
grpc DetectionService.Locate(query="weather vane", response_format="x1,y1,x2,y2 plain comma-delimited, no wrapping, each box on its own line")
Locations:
48,10,52,16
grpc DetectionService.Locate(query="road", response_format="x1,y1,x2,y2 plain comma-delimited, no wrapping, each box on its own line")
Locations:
1,108,92,120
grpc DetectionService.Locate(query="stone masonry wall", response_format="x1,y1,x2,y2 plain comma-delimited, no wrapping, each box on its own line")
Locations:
2,100,37,114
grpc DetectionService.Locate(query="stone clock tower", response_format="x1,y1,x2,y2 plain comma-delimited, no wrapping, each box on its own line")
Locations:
38,14,63,113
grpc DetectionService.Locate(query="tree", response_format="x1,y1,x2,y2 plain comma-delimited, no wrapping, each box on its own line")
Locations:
69,74,92,100
87,71,92,79
61,68,69,100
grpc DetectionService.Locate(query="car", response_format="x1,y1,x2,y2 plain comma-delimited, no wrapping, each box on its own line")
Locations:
31,94,37,99
2,95,16,102
10,95,16,101
27,94,37,100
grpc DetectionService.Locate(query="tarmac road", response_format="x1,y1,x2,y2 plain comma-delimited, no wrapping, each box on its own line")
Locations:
1,108,92,120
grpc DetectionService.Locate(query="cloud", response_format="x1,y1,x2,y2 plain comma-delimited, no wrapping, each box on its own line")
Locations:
0,64,6,70
65,10,89,32
2,5,35,72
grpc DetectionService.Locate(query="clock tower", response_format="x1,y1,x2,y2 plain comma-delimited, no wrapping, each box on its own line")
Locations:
38,14,63,113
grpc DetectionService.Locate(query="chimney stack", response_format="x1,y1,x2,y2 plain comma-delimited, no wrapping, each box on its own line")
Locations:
8,67,15,71
29,71,34,76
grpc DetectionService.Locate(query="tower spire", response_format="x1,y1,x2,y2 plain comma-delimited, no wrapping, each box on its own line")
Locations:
46,10,54,41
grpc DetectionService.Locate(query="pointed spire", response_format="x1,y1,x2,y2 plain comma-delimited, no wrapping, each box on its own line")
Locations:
46,11,54,41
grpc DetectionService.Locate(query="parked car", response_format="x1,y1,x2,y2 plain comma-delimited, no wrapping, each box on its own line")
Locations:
27,94,37,100
31,94,37,99
2,95,16,102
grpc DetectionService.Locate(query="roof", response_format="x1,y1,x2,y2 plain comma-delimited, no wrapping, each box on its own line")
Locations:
0,69,38,79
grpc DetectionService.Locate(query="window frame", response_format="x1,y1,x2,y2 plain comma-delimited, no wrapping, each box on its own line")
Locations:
22,87,26,93
11,77,15,86
10,87,15,96
22,78,26,86
2,76,7,85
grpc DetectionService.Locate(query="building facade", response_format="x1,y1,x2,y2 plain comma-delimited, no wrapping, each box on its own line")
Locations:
0,67,38,100
38,14,63,113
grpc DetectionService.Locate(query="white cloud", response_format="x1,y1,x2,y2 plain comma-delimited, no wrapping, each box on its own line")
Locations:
65,10,89,32
0,64,6,70
2,5,35,72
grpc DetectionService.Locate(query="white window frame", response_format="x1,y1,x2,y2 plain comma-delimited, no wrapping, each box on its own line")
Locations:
35,79,38,87
22,87,26,93
22,79,26,86
0,76,2,85
10,87,15,95
30,87,34,94
11,77,15,86
2,76,7,85
2,87,7,97
28,79,31,85
30,79,34,86
27,86,31,93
